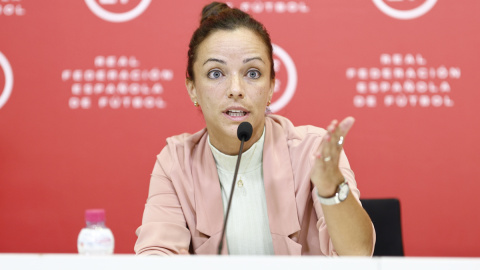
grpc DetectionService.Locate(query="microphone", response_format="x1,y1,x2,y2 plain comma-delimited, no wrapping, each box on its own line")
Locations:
237,122,253,142
217,122,253,255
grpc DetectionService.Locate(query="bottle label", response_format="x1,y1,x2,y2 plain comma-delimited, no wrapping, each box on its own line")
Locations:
77,228,114,255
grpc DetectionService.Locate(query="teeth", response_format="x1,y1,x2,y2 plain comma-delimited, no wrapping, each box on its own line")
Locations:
227,110,246,117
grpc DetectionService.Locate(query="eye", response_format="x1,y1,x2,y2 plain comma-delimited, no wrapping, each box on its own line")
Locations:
246,69,261,79
207,70,223,79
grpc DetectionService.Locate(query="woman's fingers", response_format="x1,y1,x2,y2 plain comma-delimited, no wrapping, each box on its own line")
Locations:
338,117,355,136
316,117,355,164
327,119,338,134
312,117,355,195
328,117,355,153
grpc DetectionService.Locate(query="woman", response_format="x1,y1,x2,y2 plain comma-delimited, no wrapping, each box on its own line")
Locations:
135,2,375,256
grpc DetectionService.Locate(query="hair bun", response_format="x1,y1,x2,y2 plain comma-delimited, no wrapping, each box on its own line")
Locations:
200,2,230,24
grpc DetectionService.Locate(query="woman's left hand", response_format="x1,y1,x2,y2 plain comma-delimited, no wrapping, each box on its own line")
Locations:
310,116,355,197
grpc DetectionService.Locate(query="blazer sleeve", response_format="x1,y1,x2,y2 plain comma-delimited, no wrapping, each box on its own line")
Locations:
134,145,191,255
311,148,361,256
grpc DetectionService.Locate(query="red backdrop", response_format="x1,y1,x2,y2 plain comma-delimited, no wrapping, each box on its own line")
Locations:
1,0,479,256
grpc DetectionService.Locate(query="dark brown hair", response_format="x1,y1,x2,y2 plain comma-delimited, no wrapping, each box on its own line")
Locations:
186,2,275,81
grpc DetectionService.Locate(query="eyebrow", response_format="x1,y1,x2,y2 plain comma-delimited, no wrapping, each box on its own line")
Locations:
203,58,226,66
243,57,264,64
202,57,265,66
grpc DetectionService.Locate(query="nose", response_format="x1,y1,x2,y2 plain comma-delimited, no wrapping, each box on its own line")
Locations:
227,74,245,99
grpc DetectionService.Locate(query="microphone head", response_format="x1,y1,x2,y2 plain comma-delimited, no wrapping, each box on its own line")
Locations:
237,122,253,142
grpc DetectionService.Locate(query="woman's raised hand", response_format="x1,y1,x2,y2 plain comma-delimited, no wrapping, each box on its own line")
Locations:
310,117,355,197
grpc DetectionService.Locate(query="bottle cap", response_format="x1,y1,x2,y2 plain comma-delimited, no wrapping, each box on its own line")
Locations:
85,209,106,223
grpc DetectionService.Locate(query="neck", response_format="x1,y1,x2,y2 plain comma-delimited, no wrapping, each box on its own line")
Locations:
209,126,264,155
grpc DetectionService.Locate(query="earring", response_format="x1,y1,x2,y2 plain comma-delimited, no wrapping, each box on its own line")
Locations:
265,100,272,115
194,101,199,107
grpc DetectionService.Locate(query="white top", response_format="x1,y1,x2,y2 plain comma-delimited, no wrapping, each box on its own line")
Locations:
208,128,274,255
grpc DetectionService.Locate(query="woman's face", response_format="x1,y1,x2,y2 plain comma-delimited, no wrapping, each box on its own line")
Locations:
186,28,274,154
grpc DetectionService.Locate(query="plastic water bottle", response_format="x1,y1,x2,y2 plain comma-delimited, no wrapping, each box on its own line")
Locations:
77,209,115,255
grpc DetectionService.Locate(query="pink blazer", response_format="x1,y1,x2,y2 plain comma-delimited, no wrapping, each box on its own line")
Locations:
135,115,362,255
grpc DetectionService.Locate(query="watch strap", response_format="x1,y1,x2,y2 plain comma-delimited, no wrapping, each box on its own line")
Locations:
316,179,349,205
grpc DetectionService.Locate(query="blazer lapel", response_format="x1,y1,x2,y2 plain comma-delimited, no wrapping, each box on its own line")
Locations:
263,118,301,253
191,132,225,238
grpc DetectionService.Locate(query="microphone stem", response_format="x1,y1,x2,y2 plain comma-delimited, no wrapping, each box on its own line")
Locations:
217,138,246,255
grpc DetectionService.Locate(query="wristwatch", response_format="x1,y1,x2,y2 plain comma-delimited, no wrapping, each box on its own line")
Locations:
316,179,349,205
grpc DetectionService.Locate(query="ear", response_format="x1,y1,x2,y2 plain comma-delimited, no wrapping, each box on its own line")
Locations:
185,78,197,103
268,78,275,103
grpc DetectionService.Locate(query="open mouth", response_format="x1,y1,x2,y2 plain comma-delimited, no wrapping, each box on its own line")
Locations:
226,110,247,117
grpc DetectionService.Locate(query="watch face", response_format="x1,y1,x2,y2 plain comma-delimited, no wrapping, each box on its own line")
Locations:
338,183,349,201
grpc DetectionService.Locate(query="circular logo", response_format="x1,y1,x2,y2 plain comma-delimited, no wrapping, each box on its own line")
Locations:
372,0,437,20
84,0,151,23
270,44,297,113
0,52,13,109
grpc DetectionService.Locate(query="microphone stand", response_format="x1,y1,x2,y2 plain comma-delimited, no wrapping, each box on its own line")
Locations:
217,137,246,255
